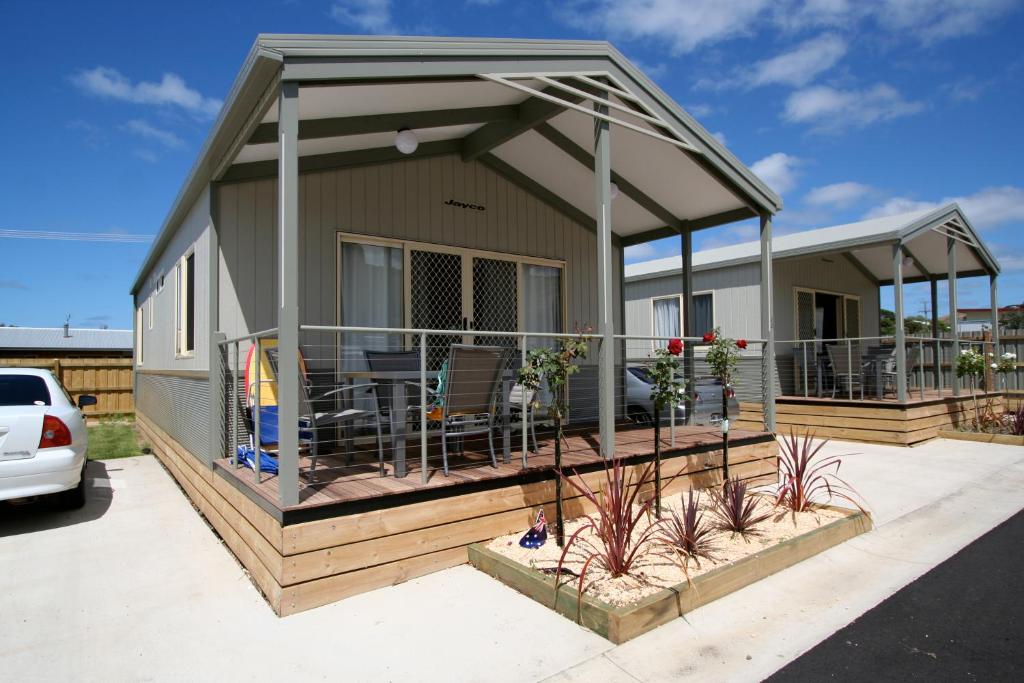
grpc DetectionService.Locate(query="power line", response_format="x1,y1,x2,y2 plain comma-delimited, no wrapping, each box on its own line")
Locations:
0,229,153,243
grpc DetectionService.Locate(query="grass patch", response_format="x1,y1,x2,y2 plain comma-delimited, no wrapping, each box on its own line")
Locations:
87,419,145,460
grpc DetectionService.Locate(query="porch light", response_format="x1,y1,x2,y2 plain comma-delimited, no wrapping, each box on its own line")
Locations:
901,255,913,269
395,128,419,155
610,182,620,200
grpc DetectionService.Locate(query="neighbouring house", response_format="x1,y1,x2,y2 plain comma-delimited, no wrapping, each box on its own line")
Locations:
0,325,134,419
625,204,1003,445
130,35,785,615
957,306,1018,332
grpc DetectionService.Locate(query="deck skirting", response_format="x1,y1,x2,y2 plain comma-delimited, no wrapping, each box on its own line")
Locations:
137,411,778,616
736,394,1005,445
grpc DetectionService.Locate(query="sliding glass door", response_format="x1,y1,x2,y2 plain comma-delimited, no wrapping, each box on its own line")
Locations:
339,236,564,369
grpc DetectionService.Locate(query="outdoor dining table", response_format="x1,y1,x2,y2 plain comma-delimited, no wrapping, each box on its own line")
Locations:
335,369,520,478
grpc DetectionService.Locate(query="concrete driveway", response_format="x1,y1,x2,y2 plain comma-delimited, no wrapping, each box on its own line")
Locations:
1,439,1022,682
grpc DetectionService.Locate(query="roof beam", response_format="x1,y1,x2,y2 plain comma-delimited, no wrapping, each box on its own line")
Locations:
220,138,462,183
618,207,757,247
534,123,683,231
878,268,990,286
478,152,621,247
843,252,879,285
246,104,518,146
461,85,584,162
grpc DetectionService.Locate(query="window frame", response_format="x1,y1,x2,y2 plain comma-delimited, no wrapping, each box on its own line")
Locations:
792,286,861,340
175,247,196,358
136,306,144,366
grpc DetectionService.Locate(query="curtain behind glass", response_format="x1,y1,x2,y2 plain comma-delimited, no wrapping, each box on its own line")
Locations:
693,294,713,337
653,297,681,339
340,242,403,372
523,264,562,351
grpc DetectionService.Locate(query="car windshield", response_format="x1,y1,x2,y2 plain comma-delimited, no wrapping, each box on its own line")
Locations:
0,375,52,406
629,367,654,383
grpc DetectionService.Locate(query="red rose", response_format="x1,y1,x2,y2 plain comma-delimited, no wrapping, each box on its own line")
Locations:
702,332,715,344
667,338,683,356
737,339,748,349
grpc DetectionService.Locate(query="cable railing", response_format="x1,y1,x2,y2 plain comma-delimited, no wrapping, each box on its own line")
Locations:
775,335,1001,401
213,327,769,503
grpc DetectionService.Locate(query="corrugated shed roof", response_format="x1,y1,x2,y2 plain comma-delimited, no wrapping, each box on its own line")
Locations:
0,327,133,351
625,205,984,281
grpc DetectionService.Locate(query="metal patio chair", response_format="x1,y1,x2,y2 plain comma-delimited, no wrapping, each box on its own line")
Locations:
880,344,921,397
827,343,865,399
263,347,386,481
436,344,507,476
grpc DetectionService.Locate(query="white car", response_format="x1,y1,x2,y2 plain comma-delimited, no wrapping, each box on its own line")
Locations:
0,368,95,509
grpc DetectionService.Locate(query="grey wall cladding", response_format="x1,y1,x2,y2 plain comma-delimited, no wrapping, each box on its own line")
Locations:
137,373,212,465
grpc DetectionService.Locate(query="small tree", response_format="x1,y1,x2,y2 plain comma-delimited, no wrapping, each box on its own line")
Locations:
995,351,1017,390
648,338,684,517
518,329,589,546
703,328,747,481
956,347,986,428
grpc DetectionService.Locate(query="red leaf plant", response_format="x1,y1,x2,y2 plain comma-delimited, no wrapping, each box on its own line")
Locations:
775,429,866,513
709,479,772,536
555,458,664,608
656,489,720,569
1009,406,1024,436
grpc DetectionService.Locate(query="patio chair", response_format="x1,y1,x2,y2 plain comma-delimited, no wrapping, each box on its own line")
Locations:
826,343,865,399
436,344,507,475
880,344,921,397
256,346,386,481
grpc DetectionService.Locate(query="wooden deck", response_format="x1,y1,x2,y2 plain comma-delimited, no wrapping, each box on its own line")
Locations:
214,422,775,522
138,411,778,616
736,390,1005,445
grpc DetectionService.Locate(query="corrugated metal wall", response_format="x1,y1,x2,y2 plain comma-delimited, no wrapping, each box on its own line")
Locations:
136,374,212,465
215,153,624,360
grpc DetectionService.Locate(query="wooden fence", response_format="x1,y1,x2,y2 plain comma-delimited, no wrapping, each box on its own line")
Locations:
0,356,134,419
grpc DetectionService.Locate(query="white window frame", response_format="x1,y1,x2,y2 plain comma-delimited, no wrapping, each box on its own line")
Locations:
650,294,683,351
650,290,715,350
792,286,861,339
335,233,567,337
691,290,716,341
135,306,144,366
175,247,196,358
147,294,154,330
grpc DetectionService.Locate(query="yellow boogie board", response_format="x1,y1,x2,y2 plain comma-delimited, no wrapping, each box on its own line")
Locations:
244,339,308,408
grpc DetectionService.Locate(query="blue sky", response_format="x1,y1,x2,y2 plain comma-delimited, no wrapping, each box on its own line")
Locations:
2,0,1023,329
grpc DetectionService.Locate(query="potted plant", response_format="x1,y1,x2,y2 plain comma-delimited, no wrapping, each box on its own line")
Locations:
648,338,685,516
703,328,747,481
518,329,589,546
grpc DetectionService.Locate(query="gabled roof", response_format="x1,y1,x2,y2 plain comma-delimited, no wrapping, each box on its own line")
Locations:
0,327,132,351
626,203,999,285
131,34,783,294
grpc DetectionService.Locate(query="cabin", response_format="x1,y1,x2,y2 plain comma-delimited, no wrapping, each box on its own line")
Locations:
130,35,784,615
625,204,1003,445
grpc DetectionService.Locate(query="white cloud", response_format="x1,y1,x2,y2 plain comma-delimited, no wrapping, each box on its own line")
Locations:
711,131,728,146
773,0,1018,43
133,149,160,164
750,152,801,195
555,0,1017,54
556,0,771,54
685,103,714,118
863,186,1024,229
784,83,924,131
123,120,184,149
624,242,659,262
72,67,222,119
747,33,847,87
330,0,397,33
804,181,872,208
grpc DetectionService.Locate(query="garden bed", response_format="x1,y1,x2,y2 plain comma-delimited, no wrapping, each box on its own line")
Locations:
937,430,1024,446
469,497,871,643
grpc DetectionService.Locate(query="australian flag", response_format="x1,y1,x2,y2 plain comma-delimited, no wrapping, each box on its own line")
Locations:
519,509,548,549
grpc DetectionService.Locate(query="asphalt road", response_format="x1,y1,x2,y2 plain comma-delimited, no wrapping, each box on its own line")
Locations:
768,508,1024,682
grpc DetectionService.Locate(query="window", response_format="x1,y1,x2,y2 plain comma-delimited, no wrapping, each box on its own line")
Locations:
176,250,195,356
652,296,681,339
0,375,51,406
147,295,154,330
693,292,714,337
136,307,144,366
794,288,860,339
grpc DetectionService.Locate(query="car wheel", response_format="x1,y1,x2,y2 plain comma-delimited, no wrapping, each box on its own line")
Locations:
627,406,652,426
55,465,87,510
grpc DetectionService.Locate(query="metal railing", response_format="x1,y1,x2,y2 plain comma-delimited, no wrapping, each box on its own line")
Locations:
775,335,1001,402
213,327,771,506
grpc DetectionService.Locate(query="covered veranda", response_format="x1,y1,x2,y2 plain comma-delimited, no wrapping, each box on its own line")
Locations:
181,36,784,509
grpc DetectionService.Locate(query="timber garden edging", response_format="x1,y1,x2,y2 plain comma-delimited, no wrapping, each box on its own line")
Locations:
936,429,1024,446
468,506,872,643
